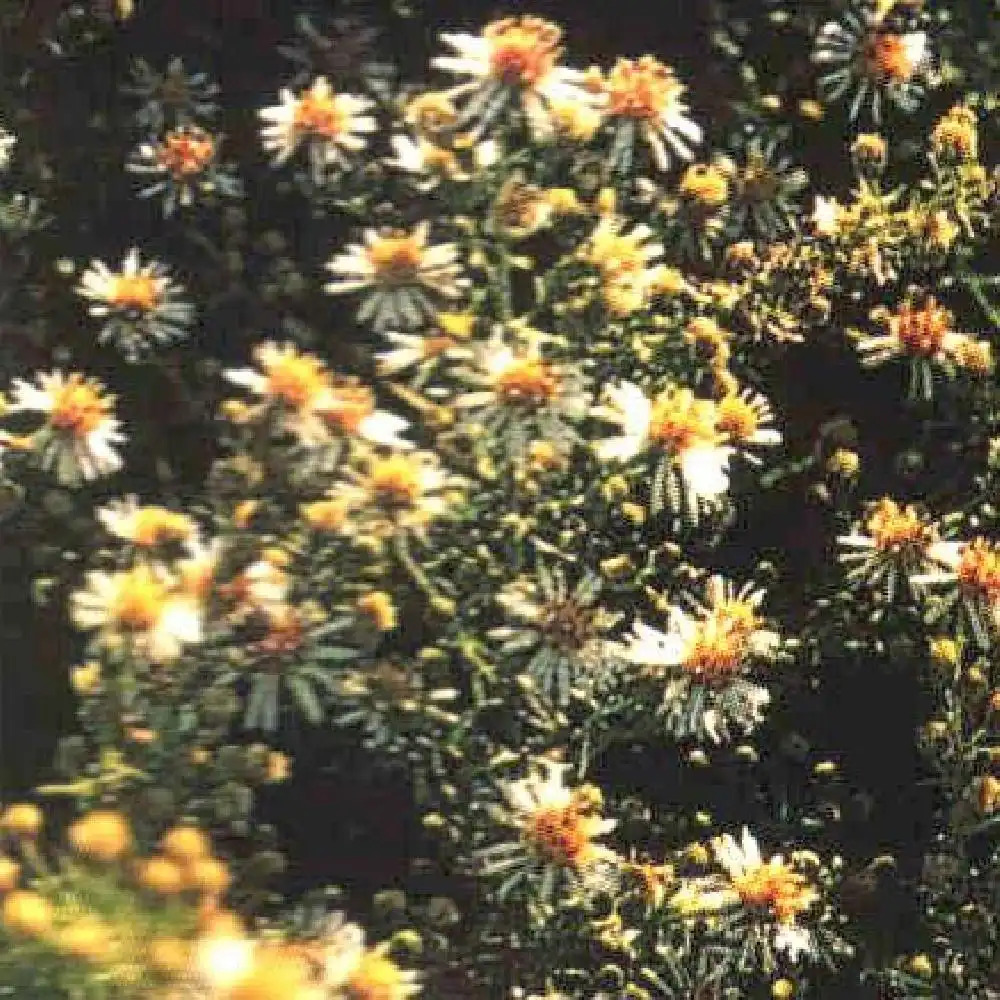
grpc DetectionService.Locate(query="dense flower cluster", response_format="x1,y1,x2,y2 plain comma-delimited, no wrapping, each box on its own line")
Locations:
0,1,997,998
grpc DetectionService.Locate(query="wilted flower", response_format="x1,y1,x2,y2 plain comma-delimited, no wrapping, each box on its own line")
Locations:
618,575,778,743
122,56,220,130
490,565,622,704
76,249,195,361
430,17,596,141
258,75,377,181
813,0,931,122
7,371,126,486
324,222,468,332
597,55,701,173
478,758,617,900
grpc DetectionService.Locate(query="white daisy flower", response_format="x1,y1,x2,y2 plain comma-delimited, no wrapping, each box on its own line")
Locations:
618,575,777,743
591,381,733,508
479,757,618,900
324,221,468,332
597,55,702,172
258,75,377,181
430,16,598,141
812,1,931,122
71,564,203,664
452,331,589,461
76,248,195,361
97,496,199,550
8,371,126,486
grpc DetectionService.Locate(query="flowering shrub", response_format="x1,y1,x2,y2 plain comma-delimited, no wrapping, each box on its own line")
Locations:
0,0,998,997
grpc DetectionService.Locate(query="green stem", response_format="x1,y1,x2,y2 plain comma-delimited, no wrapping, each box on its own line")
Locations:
393,534,455,617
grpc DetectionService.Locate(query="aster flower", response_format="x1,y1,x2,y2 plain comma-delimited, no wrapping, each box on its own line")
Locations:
592,381,733,512
223,341,332,447
258,75,377,181
430,16,597,142
223,343,411,456
373,312,477,386
451,331,589,462
385,132,498,192
324,222,468,332
70,564,203,664
328,449,459,545
583,215,666,316
126,125,243,217
671,827,819,965
854,294,984,400
812,0,932,122
490,564,623,705
838,496,939,599
596,55,702,174
617,575,778,743
912,537,1000,647
97,496,199,553
76,249,195,361
478,758,618,901
715,388,782,465
7,371,125,486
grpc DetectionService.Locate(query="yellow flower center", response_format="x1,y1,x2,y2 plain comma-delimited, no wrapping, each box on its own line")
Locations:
730,860,813,923
484,17,562,87
863,32,921,82
157,128,215,177
681,617,745,681
293,83,349,139
367,233,425,285
604,55,685,121
648,388,719,454
887,297,954,357
679,164,729,208
106,274,161,311
131,507,193,547
111,566,169,631
49,377,112,437
866,497,933,551
527,804,591,868
370,455,423,509
494,357,561,406
262,349,328,408
344,950,409,1000
716,395,760,444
